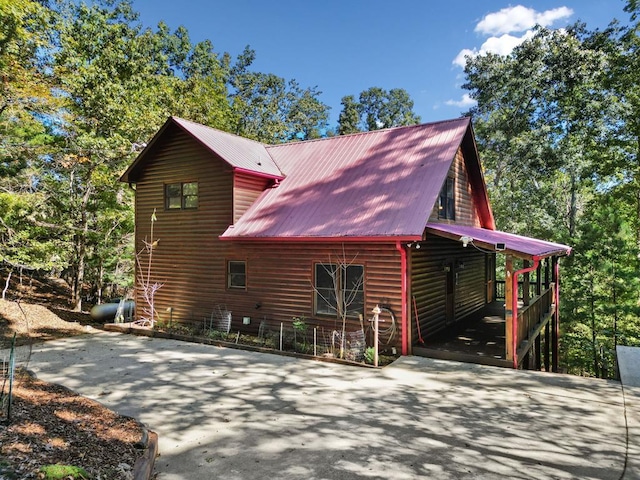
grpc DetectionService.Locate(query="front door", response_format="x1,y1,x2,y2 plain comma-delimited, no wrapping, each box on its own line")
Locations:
445,262,455,325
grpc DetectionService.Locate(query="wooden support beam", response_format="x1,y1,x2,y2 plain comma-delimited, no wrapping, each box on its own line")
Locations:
505,255,514,365
552,256,559,373
536,262,542,297
535,331,542,370
523,260,530,306
544,258,550,291
544,321,550,372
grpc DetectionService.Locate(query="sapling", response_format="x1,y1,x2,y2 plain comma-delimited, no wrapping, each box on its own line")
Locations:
312,246,364,359
134,209,163,327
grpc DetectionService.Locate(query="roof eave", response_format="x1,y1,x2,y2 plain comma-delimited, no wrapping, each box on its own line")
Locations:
219,233,422,243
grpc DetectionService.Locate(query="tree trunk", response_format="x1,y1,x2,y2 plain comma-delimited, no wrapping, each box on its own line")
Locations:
569,169,578,238
71,181,93,312
2,268,12,300
589,267,600,378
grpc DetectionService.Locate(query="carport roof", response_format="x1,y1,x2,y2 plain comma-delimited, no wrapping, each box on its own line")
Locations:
425,222,572,259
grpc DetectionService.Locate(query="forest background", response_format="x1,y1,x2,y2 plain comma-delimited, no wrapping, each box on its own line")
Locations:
2,0,640,378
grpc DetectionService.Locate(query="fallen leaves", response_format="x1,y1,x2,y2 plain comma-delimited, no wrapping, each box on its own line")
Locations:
0,370,143,479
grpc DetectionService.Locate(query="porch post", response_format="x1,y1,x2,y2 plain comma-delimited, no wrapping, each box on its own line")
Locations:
544,259,550,290
535,333,542,370
536,262,542,296
523,260,530,306
544,321,551,372
551,256,559,373
505,255,514,365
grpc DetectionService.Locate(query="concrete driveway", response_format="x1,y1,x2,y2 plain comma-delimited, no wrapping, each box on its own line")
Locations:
21,331,634,479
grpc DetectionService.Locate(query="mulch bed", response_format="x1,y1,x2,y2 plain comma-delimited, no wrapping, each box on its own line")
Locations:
1,370,144,479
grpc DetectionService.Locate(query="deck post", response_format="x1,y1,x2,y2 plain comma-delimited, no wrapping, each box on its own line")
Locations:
544,321,550,372
523,260,530,306
505,255,514,366
551,256,559,373
536,262,542,296
535,332,542,370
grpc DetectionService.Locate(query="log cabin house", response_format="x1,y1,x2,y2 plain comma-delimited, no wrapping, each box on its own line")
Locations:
120,116,571,370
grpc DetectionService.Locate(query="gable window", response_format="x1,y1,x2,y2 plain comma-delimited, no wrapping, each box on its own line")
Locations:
314,263,364,317
166,182,198,210
438,176,455,220
228,260,247,289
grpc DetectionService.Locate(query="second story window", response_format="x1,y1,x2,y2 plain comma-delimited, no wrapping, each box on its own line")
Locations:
166,182,198,210
438,176,455,220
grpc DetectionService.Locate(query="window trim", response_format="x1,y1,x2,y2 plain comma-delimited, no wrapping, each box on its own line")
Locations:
165,181,198,210
438,176,455,220
227,260,247,290
313,262,364,318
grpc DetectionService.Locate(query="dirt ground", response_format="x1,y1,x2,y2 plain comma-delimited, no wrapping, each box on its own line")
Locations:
0,274,146,479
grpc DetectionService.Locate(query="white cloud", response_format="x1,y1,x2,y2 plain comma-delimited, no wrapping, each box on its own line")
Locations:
452,4,572,68
445,94,477,108
453,48,476,69
452,31,535,68
475,5,573,35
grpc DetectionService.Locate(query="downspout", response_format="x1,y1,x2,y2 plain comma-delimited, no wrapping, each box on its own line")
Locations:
511,256,540,369
396,241,409,355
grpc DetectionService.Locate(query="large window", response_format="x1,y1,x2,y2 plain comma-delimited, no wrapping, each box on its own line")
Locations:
438,176,455,220
166,182,198,210
314,263,364,317
227,261,247,289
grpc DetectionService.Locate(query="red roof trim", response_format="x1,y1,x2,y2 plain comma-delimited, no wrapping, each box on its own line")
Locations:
233,166,285,181
219,233,422,243
425,222,571,259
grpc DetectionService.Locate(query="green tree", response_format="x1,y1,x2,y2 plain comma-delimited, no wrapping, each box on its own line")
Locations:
228,47,330,143
358,87,421,130
563,198,640,377
336,87,420,133
337,95,361,135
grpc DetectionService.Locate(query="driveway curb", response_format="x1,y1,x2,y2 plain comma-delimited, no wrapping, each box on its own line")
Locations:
133,430,158,480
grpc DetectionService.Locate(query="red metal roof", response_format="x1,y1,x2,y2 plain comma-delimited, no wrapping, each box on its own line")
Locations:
425,223,571,259
171,117,283,178
120,117,283,183
222,117,473,240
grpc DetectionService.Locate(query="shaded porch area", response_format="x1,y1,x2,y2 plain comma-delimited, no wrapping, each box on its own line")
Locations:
413,301,509,367
412,223,571,370
413,279,559,370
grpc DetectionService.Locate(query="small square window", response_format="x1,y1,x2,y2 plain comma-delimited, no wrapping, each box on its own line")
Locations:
228,261,247,289
165,182,198,210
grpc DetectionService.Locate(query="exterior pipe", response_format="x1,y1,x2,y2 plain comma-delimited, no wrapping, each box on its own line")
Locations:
396,241,409,355
511,256,540,369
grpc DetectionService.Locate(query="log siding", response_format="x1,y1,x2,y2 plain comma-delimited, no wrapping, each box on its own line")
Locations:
429,147,482,226
132,128,404,347
411,235,487,340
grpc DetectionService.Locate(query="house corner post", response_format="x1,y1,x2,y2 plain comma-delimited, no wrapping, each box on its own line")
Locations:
396,242,409,356
505,255,514,366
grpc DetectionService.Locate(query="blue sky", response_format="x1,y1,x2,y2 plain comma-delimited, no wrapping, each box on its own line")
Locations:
132,0,628,129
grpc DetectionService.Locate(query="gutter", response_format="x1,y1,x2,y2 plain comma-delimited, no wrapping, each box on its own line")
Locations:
396,241,409,355
511,256,540,369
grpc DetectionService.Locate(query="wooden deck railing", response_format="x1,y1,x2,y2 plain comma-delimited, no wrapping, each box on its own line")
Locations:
515,284,555,361
495,280,539,302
